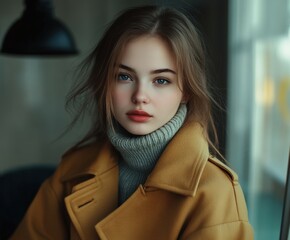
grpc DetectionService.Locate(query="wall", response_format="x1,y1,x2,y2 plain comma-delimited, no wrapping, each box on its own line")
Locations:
0,0,152,173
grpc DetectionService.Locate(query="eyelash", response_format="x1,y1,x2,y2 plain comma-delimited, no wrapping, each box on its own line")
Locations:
117,73,133,81
154,78,171,85
117,73,171,85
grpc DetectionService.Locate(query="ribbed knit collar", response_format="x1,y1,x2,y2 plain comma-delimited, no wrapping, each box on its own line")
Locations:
107,104,187,173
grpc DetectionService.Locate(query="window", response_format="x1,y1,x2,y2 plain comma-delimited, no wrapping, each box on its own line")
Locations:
228,0,290,239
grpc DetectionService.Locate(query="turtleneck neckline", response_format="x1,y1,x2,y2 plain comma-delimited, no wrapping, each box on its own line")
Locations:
107,104,187,172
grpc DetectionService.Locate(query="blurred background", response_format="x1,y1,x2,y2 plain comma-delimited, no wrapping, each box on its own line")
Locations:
0,0,289,239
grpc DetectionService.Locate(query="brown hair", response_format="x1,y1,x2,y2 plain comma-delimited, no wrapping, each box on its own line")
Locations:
66,5,220,155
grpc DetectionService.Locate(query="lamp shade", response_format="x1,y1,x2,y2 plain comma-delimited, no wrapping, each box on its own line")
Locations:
1,0,78,56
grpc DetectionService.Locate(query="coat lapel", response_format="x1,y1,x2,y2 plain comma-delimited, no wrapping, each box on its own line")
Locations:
146,122,209,196
95,185,184,240
63,142,119,240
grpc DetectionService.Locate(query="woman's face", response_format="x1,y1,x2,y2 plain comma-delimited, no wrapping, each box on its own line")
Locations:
112,36,184,135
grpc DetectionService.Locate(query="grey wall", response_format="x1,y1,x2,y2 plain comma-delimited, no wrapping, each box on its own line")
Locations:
0,0,152,173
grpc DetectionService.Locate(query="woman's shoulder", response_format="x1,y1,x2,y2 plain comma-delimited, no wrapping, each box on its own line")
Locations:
196,156,249,221
206,156,239,183
55,140,113,182
199,156,240,194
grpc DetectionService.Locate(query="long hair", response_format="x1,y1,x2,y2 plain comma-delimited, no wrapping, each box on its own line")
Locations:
66,5,220,155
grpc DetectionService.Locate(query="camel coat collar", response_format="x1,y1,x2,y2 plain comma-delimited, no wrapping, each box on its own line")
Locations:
62,122,209,196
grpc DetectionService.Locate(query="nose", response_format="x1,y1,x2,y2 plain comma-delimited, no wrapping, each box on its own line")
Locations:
131,83,150,104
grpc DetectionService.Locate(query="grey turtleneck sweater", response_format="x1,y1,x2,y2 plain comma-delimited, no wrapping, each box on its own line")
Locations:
107,104,187,204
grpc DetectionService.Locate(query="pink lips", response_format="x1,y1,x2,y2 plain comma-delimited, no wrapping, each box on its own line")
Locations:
126,110,152,122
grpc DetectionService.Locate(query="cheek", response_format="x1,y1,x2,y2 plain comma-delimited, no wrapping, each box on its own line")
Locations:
157,91,183,106
112,88,130,107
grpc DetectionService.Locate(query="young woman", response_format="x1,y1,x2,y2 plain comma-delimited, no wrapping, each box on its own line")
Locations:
11,5,254,240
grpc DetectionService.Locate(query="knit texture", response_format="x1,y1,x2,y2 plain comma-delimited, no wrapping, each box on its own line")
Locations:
107,104,187,204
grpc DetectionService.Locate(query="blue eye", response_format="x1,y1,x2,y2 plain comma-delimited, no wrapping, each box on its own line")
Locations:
118,73,131,81
155,79,170,85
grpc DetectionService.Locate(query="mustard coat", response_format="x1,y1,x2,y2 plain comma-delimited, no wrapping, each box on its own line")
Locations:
11,122,254,239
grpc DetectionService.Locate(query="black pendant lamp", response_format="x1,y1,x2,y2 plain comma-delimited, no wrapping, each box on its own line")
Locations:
1,0,78,56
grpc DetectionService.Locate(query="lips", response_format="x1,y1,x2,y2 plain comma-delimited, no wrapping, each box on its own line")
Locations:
126,110,152,122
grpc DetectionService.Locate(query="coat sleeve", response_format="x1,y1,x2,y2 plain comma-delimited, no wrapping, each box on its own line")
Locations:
10,169,69,240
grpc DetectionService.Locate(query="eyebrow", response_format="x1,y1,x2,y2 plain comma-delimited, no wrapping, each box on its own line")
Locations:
119,64,176,75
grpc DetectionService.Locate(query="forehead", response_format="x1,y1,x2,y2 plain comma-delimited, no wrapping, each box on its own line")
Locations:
119,35,177,71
